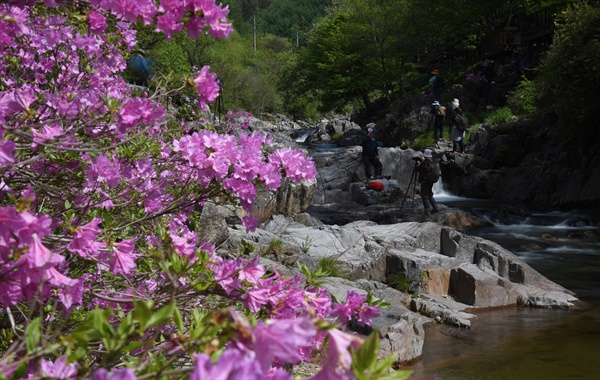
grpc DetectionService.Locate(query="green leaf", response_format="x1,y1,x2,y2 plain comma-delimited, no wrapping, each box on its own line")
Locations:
25,317,41,354
133,300,154,329
134,301,174,330
173,306,184,332
145,303,174,329
123,340,149,353
116,314,135,336
355,332,379,372
10,362,27,380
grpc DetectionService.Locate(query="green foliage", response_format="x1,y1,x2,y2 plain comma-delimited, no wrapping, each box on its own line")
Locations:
318,257,342,277
410,130,436,151
388,272,411,292
256,0,332,42
485,107,514,124
267,238,286,257
298,262,331,287
239,239,257,255
507,78,538,116
351,333,413,380
148,34,194,79
300,235,313,253
536,2,600,145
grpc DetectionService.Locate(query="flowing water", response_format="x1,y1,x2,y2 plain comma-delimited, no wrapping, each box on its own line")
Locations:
305,143,600,378
404,189,600,379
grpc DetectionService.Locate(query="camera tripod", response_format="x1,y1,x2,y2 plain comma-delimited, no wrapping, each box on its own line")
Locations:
399,159,420,213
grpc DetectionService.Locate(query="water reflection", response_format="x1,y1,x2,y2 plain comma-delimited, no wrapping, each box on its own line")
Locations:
404,190,600,379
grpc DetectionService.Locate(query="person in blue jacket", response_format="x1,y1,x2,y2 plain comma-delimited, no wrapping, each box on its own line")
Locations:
128,51,151,86
361,127,383,180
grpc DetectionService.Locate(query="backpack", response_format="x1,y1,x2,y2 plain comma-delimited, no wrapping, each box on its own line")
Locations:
426,162,441,183
455,114,469,131
366,181,384,191
433,75,444,89
437,105,446,118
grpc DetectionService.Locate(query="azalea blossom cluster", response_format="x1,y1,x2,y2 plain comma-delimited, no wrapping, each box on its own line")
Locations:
0,1,395,380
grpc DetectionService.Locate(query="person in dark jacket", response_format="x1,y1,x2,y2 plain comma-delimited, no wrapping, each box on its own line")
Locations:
430,100,446,140
429,69,444,102
128,52,151,86
361,127,383,180
416,148,439,215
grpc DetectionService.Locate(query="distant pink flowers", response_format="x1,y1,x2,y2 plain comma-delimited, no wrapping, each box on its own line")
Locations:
193,66,220,109
330,291,381,326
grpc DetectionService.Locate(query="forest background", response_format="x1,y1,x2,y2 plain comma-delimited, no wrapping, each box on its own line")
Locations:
133,0,600,151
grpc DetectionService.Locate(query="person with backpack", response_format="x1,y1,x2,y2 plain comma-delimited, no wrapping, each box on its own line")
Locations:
450,107,468,154
429,69,444,102
361,127,383,180
430,101,446,140
128,51,151,86
416,148,440,215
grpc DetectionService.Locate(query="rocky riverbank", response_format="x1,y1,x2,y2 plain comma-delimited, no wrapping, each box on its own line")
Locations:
194,113,581,365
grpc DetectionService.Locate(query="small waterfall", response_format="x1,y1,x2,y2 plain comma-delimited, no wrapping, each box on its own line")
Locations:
295,129,313,143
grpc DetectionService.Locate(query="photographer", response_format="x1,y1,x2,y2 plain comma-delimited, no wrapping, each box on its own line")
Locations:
361,127,383,180
415,149,440,215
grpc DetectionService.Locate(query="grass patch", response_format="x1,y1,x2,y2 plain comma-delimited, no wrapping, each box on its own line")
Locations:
485,106,513,124
318,257,342,277
388,272,411,292
411,129,436,151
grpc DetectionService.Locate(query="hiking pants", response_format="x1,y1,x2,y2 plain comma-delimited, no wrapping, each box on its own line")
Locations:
364,155,382,179
420,181,438,212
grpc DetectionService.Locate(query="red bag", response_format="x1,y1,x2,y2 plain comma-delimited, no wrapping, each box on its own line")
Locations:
366,181,384,191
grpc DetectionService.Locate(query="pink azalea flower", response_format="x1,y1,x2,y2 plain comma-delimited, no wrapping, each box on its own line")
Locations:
85,154,122,187
238,257,265,284
212,260,240,295
253,318,316,371
87,11,108,34
92,368,137,380
0,138,16,165
192,66,220,109
358,305,381,326
308,329,363,380
27,233,64,269
40,356,79,379
346,291,366,309
58,278,85,310
109,238,137,276
155,13,184,37
329,303,353,325
4,87,37,114
307,288,332,318
191,349,264,380
243,215,259,233
67,218,107,260
243,288,269,313
0,278,22,307
31,124,64,149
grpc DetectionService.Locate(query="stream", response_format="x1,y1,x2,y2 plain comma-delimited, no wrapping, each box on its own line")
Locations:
302,140,600,378
404,190,600,379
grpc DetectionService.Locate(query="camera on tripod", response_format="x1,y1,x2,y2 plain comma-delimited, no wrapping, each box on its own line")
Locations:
412,156,422,163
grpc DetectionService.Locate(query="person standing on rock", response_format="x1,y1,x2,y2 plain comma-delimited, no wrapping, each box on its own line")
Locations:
430,101,446,140
447,98,460,138
361,127,383,180
416,148,440,215
429,69,444,102
450,107,467,154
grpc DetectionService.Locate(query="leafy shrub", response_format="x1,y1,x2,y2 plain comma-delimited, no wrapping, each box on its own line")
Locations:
485,107,514,124
535,3,600,145
507,79,538,116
